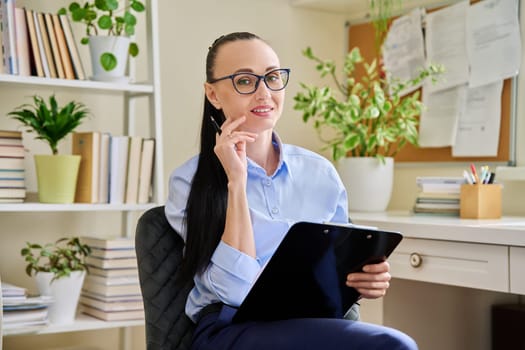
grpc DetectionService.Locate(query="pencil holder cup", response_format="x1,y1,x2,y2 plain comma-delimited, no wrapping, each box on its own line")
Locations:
460,184,502,219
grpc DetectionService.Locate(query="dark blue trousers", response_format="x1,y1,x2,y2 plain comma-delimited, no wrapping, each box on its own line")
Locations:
191,305,418,350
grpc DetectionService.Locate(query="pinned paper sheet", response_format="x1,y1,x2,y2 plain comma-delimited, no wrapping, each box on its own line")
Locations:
452,81,503,157
467,0,521,88
382,7,426,96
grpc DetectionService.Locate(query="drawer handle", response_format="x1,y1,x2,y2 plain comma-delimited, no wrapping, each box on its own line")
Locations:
410,253,423,268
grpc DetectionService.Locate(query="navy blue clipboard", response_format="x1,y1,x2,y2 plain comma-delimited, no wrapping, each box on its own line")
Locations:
231,222,403,323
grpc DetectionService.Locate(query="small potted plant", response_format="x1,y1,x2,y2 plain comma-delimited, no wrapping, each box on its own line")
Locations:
58,0,146,81
21,237,91,324
8,94,90,203
294,46,443,211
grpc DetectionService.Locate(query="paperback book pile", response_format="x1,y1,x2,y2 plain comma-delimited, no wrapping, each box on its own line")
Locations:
413,176,467,216
0,130,26,203
2,282,50,332
80,236,144,321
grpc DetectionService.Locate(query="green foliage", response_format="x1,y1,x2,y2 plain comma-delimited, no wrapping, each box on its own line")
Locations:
21,237,92,282
58,0,145,71
293,46,444,162
8,95,89,155
369,0,403,50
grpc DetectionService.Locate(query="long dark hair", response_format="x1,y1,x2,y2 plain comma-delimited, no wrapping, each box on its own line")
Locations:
180,32,261,282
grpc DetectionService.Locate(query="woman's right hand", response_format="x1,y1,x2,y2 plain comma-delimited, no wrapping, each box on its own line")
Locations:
213,116,257,183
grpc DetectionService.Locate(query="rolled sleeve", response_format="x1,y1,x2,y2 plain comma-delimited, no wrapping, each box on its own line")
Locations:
207,241,262,306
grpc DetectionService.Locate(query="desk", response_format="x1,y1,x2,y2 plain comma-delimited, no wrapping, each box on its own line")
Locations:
351,211,525,295
350,211,525,350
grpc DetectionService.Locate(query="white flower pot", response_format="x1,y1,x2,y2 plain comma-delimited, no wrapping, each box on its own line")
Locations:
88,36,130,82
337,157,394,212
35,271,85,325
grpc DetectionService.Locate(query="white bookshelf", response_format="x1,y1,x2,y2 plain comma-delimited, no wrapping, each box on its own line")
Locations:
0,0,162,349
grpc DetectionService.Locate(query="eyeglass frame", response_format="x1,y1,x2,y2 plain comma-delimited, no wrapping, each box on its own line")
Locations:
208,68,291,95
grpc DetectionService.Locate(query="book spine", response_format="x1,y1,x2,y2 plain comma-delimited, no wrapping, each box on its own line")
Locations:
44,12,64,79
13,7,29,76
58,14,85,80
72,132,101,203
2,0,18,74
33,10,50,77
52,13,74,80
36,11,56,78
24,8,43,77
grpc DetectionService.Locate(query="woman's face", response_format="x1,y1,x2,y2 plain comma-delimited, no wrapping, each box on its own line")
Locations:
205,39,285,134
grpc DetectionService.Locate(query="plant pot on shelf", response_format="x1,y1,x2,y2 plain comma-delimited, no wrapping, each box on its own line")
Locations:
337,157,394,212
35,270,85,325
88,36,131,82
34,154,81,204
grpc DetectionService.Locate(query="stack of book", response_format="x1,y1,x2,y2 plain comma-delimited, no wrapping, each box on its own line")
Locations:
0,130,26,203
2,282,50,332
413,176,467,216
80,236,144,321
1,1,85,79
72,132,155,205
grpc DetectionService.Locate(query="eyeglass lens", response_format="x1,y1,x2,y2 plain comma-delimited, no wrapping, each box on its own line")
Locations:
233,69,289,94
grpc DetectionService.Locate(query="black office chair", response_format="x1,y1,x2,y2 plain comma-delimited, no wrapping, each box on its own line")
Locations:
135,205,195,350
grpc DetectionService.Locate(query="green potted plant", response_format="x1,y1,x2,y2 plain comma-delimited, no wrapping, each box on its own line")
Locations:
21,237,91,324
293,46,443,211
58,0,145,81
8,94,90,203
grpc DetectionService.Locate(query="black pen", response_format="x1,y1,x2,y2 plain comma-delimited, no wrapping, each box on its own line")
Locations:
209,115,222,135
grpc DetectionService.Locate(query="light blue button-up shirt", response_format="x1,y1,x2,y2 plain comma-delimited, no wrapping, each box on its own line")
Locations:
165,134,348,322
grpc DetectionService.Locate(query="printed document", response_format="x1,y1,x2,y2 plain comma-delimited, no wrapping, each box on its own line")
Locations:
452,81,503,157
424,1,470,93
382,7,426,96
467,0,521,88
418,85,466,147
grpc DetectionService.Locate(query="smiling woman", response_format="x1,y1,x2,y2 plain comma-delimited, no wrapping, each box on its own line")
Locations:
163,31,418,350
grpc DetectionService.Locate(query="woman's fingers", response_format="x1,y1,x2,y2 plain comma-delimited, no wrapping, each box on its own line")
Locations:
345,261,391,300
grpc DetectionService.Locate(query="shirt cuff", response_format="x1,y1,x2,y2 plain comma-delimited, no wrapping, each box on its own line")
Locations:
211,241,261,283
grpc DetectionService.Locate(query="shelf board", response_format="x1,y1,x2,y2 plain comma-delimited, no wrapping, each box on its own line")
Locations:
3,313,144,336
496,166,525,181
0,74,154,93
0,202,157,212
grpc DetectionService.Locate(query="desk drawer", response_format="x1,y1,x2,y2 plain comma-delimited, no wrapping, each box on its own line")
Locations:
389,238,509,292
510,247,525,295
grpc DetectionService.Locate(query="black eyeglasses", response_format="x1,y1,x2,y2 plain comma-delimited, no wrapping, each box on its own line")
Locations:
208,68,291,95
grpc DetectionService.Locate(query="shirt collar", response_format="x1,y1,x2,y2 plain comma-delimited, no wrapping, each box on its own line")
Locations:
247,131,291,179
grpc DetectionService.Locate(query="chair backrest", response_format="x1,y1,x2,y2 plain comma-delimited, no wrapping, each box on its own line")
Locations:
135,205,195,350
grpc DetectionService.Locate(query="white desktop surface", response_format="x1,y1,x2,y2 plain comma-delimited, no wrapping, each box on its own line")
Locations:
350,210,525,247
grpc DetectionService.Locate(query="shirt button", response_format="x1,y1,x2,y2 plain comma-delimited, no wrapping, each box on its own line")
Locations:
264,179,271,186
271,207,279,214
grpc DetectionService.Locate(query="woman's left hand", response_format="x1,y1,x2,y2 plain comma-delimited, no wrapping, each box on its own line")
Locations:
345,261,391,299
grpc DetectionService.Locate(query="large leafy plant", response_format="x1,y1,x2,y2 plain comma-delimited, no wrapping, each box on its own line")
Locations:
8,95,89,155
21,237,92,282
58,0,146,71
293,46,443,162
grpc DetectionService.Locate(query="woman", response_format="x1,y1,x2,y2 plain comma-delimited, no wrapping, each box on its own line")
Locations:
165,32,417,350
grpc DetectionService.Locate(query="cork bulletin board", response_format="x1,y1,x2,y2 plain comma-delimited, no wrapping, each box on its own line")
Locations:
347,3,516,164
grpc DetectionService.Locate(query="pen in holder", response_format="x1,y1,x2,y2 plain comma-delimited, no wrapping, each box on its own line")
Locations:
460,184,502,219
